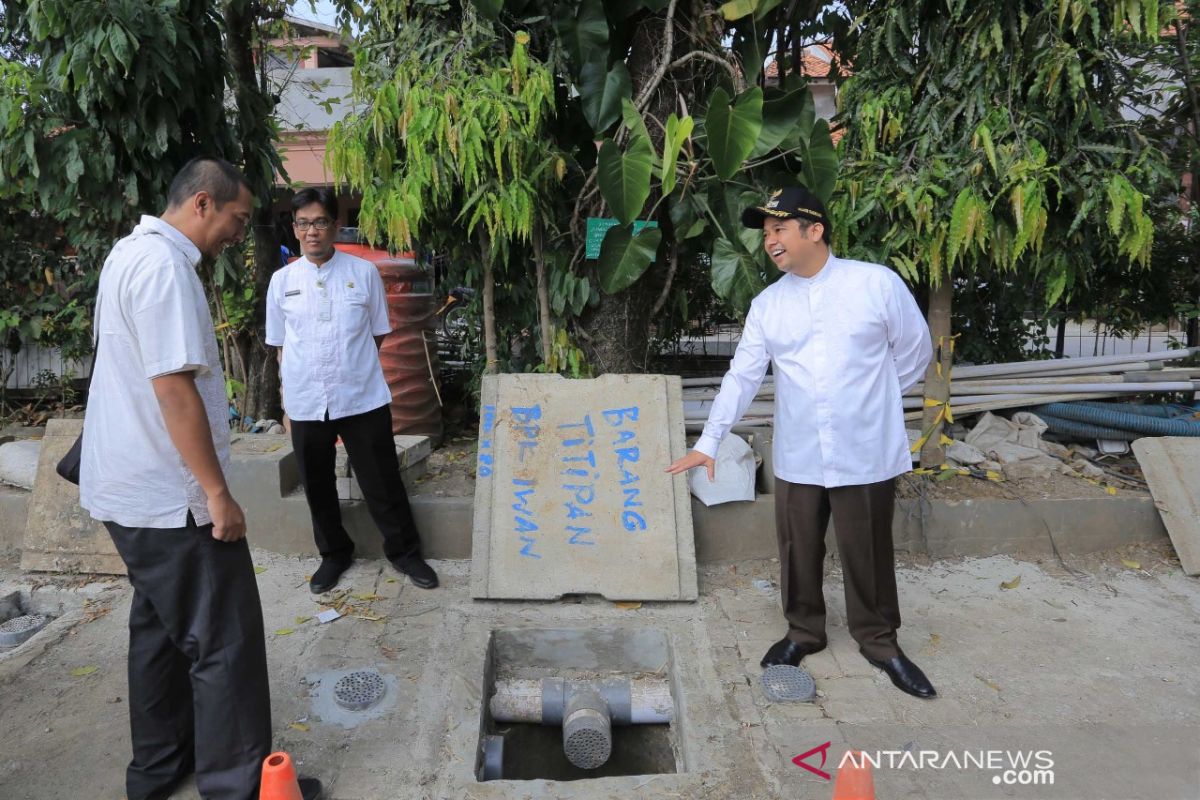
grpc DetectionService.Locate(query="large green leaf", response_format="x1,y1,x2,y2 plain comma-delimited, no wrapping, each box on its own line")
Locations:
732,27,772,85
597,134,654,225
711,236,765,314
469,0,503,20
620,97,651,144
718,0,759,18
597,225,662,294
554,0,609,70
798,119,838,204
704,86,763,180
661,113,694,196
580,60,631,133
751,88,812,158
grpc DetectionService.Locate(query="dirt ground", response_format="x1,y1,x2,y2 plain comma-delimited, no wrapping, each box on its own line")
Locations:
411,433,1150,504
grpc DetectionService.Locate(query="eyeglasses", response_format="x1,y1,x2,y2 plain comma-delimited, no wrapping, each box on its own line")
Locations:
294,218,332,231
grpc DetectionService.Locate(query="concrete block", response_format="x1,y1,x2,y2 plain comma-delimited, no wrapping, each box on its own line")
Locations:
0,485,29,555
1133,437,1200,575
20,418,124,575
470,373,697,601
226,435,299,497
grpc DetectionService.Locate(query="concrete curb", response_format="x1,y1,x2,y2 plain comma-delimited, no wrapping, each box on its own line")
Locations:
0,481,1166,563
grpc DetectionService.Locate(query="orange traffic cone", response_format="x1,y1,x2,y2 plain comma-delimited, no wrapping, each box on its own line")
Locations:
260,751,303,800
832,750,875,800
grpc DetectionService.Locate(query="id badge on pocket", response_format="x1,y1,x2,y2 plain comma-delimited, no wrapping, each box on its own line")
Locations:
318,297,332,321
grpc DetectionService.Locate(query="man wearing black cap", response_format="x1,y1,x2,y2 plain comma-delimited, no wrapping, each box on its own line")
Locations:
666,185,937,699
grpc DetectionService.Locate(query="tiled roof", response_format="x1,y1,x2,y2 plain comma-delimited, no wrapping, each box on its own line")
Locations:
765,42,842,79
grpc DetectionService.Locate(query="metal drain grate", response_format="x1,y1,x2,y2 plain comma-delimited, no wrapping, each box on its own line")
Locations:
761,664,816,702
333,670,387,711
564,726,611,770
0,614,47,647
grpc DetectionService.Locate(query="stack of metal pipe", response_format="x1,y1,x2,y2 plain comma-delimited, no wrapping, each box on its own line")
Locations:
680,347,1200,430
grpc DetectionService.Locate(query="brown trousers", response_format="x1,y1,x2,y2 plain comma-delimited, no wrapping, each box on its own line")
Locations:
774,477,901,660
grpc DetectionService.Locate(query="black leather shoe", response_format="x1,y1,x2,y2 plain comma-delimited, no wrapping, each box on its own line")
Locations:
760,637,825,668
309,555,353,594
299,776,323,800
862,649,937,698
390,555,439,589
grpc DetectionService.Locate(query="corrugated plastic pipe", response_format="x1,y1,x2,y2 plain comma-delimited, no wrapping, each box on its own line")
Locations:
1031,403,1200,437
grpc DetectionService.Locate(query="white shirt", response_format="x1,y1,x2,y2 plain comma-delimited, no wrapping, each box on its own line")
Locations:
265,250,392,421
80,216,230,528
695,253,932,488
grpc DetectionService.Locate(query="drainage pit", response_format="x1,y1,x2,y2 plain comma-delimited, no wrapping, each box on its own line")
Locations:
477,627,681,782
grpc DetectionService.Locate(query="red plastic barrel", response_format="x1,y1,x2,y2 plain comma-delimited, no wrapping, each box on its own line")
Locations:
376,257,443,445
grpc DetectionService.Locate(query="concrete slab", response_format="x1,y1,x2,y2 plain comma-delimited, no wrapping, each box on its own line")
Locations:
20,419,123,575
470,374,697,601
1132,437,1200,575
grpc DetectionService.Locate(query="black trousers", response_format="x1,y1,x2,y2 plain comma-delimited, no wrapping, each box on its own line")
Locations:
290,403,422,561
104,515,272,800
774,477,901,660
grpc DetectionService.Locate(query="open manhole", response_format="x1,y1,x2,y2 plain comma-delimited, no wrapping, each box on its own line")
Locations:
761,664,816,702
333,670,387,711
477,628,681,782
0,614,48,648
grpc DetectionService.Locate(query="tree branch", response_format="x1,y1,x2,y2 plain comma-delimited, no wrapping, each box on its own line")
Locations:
664,50,743,89
634,0,679,113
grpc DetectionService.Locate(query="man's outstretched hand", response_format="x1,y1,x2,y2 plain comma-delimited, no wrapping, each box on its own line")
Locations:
665,449,716,482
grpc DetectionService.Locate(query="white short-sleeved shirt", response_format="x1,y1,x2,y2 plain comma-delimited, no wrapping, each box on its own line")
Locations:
80,216,231,529
265,250,393,421
695,254,932,488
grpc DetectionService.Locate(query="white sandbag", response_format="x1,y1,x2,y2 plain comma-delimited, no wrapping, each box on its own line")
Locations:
0,439,42,490
689,433,757,506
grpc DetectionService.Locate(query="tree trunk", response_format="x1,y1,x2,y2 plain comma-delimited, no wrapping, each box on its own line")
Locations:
222,0,282,421
479,229,498,374
919,280,954,468
577,7,686,375
534,224,552,365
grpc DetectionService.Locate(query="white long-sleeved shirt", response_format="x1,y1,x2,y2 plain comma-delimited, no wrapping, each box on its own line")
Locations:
265,250,393,421
694,253,932,488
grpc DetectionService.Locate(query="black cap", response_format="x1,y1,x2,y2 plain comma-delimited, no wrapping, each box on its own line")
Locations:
741,186,828,229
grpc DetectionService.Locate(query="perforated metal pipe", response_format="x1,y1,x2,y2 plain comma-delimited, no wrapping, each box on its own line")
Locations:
562,687,611,769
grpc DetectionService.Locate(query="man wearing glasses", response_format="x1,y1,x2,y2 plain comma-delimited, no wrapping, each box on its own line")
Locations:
265,187,438,594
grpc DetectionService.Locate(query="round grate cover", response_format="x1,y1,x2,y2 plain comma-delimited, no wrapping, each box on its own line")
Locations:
333,670,387,711
0,614,45,634
564,727,611,770
761,664,816,702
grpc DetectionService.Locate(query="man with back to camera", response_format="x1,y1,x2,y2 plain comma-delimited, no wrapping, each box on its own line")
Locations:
80,157,322,799
666,185,938,699
266,187,438,594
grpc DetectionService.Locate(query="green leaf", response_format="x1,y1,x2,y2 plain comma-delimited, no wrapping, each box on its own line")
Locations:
661,113,693,196
597,135,654,225
470,0,504,19
580,61,631,134
704,87,763,180
719,0,760,18
797,119,838,203
620,97,651,142
597,225,661,294
711,237,764,313
751,87,812,158
556,0,609,68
